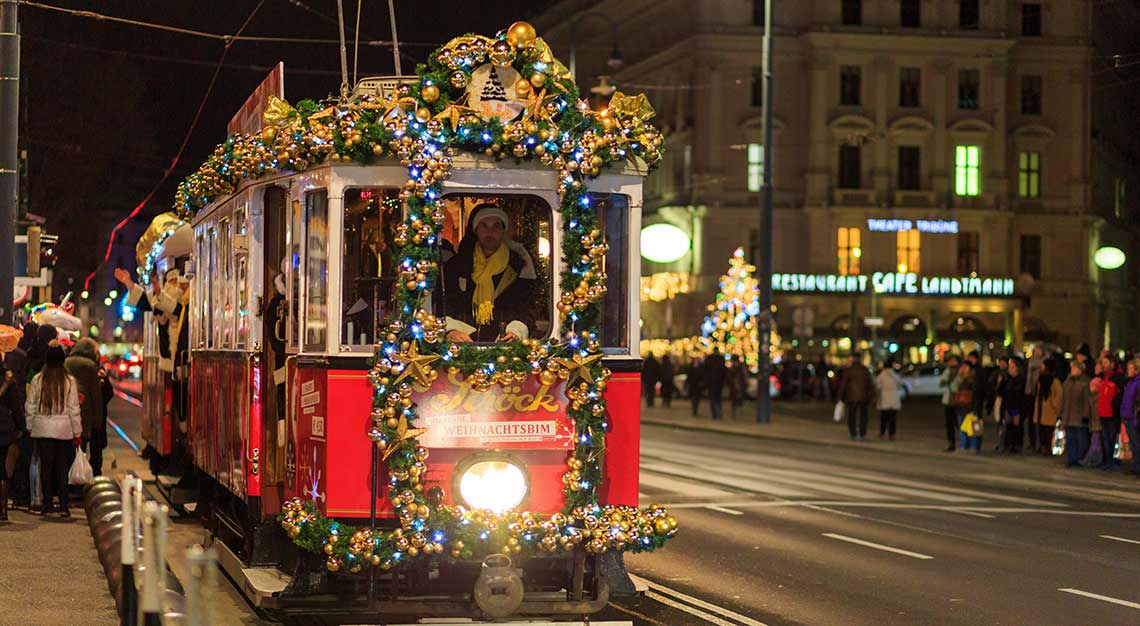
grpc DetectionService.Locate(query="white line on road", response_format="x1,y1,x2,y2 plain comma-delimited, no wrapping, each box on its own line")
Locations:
636,576,770,626
704,505,745,516
1100,534,1140,546
942,508,996,519
1059,588,1140,611
640,470,735,498
822,533,935,560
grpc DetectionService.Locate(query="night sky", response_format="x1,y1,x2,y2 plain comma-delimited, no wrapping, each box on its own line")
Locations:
18,0,557,289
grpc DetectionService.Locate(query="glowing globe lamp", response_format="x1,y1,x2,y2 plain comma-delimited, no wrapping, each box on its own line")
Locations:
640,223,690,263
1094,246,1126,270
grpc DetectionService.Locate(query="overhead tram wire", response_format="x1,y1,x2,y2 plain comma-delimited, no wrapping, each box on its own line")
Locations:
82,0,268,291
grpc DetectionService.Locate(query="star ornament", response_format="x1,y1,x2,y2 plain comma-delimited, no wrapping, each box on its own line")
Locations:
391,341,441,389
382,415,428,462
551,352,604,389
433,94,479,129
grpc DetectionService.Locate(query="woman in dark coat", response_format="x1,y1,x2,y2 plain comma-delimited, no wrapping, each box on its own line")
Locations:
64,338,107,476
1000,358,1027,453
0,354,26,520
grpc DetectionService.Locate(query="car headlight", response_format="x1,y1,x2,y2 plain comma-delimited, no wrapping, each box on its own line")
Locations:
455,456,529,513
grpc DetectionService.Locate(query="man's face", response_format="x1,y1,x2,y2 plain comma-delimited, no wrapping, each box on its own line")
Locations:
475,217,506,254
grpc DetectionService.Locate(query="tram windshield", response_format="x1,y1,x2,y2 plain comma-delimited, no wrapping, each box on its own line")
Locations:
342,187,400,347
439,193,552,343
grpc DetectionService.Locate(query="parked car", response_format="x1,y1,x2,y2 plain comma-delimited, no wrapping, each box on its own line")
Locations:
898,364,946,398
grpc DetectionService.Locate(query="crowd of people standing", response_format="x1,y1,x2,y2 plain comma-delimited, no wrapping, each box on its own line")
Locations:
642,351,749,421
0,322,112,520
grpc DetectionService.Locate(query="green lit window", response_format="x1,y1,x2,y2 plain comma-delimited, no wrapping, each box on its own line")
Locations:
747,143,764,192
955,145,980,196
1018,151,1040,198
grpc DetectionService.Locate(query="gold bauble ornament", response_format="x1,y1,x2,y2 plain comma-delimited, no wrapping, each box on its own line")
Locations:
450,71,468,89
506,21,537,50
421,84,440,103
415,107,432,123
490,40,513,66
530,72,547,89
654,518,671,534
514,78,533,98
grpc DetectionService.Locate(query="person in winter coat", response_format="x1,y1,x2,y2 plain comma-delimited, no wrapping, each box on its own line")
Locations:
7,323,38,510
0,354,26,521
1024,347,1045,454
1059,360,1094,467
1094,354,1126,470
875,358,902,440
25,342,82,517
660,355,675,409
939,355,962,451
838,352,875,440
642,354,660,408
1000,358,1027,453
64,338,108,476
703,350,728,420
1032,360,1063,455
951,362,980,451
1119,359,1140,475
686,356,705,417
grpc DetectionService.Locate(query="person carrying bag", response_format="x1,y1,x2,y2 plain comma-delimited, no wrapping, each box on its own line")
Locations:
24,342,82,517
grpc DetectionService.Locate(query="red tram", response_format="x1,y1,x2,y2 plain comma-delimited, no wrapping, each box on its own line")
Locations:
132,22,675,620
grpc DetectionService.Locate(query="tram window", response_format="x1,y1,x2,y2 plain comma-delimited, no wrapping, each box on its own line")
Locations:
194,230,207,348
303,190,329,352
207,225,217,348
439,193,551,343
592,193,630,350
234,203,249,349
218,217,233,349
288,198,304,352
341,188,400,348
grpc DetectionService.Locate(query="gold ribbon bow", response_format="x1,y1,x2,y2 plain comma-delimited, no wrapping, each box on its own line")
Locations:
608,91,656,122
262,96,301,130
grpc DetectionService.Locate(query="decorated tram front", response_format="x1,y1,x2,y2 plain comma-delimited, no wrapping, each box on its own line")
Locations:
160,21,675,619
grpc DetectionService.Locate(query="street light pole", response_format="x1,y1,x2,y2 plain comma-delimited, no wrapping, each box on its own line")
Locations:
756,0,774,423
0,0,18,324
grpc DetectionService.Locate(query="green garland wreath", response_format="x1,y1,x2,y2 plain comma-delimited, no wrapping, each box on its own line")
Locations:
175,21,675,574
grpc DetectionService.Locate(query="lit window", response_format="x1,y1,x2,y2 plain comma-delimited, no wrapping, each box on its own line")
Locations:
1018,151,1040,198
955,145,980,196
747,143,764,192
896,229,920,274
837,227,862,275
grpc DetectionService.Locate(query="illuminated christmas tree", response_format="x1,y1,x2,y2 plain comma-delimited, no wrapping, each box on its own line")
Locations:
700,247,780,369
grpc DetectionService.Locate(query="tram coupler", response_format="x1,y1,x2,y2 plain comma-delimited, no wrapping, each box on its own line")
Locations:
473,553,525,619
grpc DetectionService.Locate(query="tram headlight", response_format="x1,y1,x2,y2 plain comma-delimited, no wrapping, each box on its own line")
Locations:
455,457,529,513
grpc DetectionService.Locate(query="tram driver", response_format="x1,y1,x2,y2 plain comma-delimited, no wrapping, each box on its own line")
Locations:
442,203,537,343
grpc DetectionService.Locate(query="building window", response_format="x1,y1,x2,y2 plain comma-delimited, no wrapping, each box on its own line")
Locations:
897,146,921,190
1018,151,1041,198
751,66,763,107
837,227,862,275
955,145,980,196
1020,234,1041,278
842,0,862,25
1021,75,1042,115
957,231,979,274
1022,3,1042,36
900,0,920,27
896,229,920,273
753,0,765,26
838,144,861,188
747,143,764,192
899,67,921,107
960,0,979,30
958,69,980,109
840,65,861,105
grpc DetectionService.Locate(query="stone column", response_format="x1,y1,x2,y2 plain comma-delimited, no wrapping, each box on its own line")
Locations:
930,58,951,204
990,58,1009,204
872,55,892,201
806,52,833,205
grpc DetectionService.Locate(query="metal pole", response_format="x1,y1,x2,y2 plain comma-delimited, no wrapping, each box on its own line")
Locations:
185,545,217,626
335,0,349,93
120,475,139,626
367,442,379,608
0,0,19,324
387,0,402,76
569,18,578,82
756,0,774,423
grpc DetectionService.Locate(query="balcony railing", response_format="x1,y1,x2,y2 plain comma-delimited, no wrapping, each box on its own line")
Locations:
832,188,876,206
893,190,937,207
951,192,995,209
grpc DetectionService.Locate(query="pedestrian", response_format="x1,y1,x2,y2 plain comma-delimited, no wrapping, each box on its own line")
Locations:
728,355,747,417
11,323,53,510
704,350,727,420
24,341,82,517
643,353,660,408
875,358,902,440
0,350,26,521
1119,359,1140,475
1000,358,1027,453
989,356,1010,450
659,354,675,409
1094,353,1126,470
1075,343,1095,378
1060,359,1094,467
686,355,705,417
939,355,962,451
953,362,980,452
64,338,108,476
837,352,874,441
1024,347,1045,454
1033,358,1063,455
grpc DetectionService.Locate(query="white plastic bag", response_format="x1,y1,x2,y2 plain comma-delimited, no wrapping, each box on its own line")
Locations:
833,401,846,423
69,449,94,486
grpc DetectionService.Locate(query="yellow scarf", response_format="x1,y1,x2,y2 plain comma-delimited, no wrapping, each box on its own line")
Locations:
471,244,509,325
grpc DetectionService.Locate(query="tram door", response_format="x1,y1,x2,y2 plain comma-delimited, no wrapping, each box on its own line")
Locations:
261,186,289,506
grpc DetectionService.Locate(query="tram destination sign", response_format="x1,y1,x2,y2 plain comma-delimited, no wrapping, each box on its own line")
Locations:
772,272,1016,297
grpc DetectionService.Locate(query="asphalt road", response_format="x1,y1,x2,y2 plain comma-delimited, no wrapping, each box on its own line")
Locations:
101,389,1140,626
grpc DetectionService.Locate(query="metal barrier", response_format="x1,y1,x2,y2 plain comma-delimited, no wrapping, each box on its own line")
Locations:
83,474,216,625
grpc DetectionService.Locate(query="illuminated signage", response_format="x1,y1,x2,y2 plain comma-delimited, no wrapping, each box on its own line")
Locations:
1094,246,1126,270
772,272,1015,297
866,219,959,233
640,223,691,263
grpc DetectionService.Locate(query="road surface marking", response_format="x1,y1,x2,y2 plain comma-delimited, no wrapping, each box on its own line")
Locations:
1100,534,1140,545
107,417,141,453
765,468,978,503
942,508,996,519
640,461,811,497
704,505,745,516
1059,588,1140,610
639,470,735,498
822,533,934,560
637,578,770,626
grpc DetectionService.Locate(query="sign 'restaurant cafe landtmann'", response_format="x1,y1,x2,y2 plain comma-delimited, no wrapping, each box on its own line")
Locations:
773,272,1016,297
